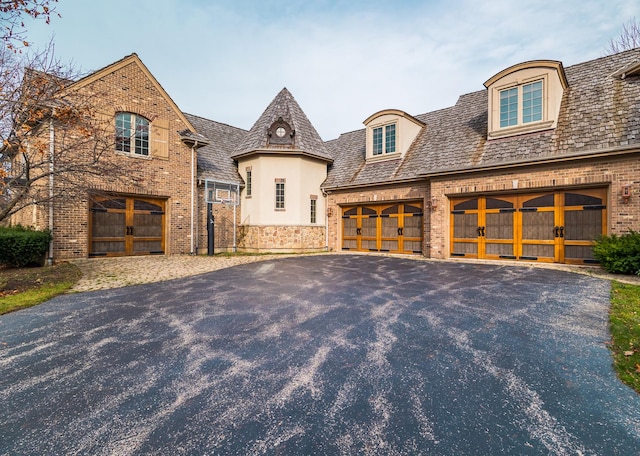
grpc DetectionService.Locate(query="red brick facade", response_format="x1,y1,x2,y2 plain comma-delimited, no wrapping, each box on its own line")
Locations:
12,55,197,260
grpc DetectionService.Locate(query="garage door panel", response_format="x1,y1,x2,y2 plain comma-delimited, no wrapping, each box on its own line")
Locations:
486,212,513,240
453,212,478,238
133,240,163,254
361,217,377,237
91,211,125,239
450,189,606,264
521,211,554,240
90,196,165,257
564,210,602,240
343,239,357,249
341,202,423,254
381,240,399,251
342,217,357,236
381,216,398,237
133,213,163,237
521,243,555,259
565,245,597,262
486,243,514,256
403,216,422,237
403,240,422,253
453,242,478,256
362,239,378,251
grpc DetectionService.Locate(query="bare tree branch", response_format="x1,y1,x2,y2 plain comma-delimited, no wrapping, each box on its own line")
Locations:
0,40,139,222
606,17,640,55
0,0,59,51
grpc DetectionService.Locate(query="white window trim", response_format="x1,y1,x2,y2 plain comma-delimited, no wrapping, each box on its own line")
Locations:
367,121,400,162
245,167,252,198
275,179,285,211
490,74,552,139
115,112,151,157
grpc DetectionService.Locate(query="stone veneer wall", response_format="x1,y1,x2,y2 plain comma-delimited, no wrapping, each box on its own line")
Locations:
237,225,326,252
428,155,640,259
325,183,429,254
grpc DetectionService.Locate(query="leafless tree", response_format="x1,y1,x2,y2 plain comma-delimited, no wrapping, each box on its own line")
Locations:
0,41,133,222
0,0,59,50
606,17,640,55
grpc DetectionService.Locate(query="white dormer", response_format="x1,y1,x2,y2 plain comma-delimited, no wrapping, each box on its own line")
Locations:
364,109,424,162
484,60,568,140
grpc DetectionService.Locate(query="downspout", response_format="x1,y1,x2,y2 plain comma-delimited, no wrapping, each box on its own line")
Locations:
233,186,237,252
48,118,54,265
321,188,329,251
190,140,198,255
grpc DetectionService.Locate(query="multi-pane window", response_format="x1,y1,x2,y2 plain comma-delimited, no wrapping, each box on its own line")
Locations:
310,197,317,223
499,81,543,128
522,81,542,123
246,168,252,197
385,124,396,153
116,112,149,156
275,179,285,210
372,123,397,156
499,87,518,127
373,127,383,155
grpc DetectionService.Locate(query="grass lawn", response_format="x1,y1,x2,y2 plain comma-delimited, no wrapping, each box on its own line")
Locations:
0,261,639,394
0,262,81,315
609,281,640,393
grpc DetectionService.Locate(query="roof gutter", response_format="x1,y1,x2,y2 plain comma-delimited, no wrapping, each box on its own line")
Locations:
322,144,640,192
419,144,640,179
322,177,423,193
231,148,334,164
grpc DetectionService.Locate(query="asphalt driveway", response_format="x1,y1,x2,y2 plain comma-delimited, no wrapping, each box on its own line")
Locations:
1,255,639,455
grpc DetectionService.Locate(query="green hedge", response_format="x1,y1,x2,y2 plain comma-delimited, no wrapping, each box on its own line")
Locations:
592,230,640,275
0,225,51,267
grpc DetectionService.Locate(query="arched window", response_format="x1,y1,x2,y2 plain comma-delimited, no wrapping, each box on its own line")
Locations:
115,112,150,156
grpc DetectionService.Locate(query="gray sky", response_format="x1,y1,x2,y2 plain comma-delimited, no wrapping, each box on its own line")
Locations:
26,0,640,140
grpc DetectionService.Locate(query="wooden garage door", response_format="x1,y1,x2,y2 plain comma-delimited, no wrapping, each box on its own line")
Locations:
89,196,166,257
342,202,423,254
450,189,606,264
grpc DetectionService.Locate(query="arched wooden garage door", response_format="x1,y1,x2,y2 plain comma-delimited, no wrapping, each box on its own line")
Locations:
450,188,606,264
89,195,166,257
342,202,423,254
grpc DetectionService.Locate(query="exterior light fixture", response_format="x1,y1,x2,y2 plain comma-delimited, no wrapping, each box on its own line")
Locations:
622,183,632,204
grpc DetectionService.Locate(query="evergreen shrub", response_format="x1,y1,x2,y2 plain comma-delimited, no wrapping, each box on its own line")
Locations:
0,225,51,267
592,230,640,275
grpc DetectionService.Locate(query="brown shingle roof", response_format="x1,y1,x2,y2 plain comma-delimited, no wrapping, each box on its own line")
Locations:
184,113,247,184
231,88,332,162
324,47,640,189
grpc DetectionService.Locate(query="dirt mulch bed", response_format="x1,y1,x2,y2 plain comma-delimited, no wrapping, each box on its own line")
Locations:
0,262,82,297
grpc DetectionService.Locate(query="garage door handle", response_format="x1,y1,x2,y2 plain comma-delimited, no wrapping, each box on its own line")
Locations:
356,228,361,235
126,226,134,236
398,228,403,236
554,226,564,238
477,226,485,237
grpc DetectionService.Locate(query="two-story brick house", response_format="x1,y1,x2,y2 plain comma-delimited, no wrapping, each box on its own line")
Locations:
11,54,202,259
10,48,640,265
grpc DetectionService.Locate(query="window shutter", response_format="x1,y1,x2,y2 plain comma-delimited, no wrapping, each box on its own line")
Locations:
151,118,169,159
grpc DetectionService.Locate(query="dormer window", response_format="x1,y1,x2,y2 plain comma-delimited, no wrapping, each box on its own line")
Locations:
373,124,396,155
267,117,294,146
499,80,543,128
485,61,568,140
364,110,424,162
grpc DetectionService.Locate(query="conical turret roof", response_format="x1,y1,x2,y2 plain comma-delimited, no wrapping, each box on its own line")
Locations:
231,88,332,162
